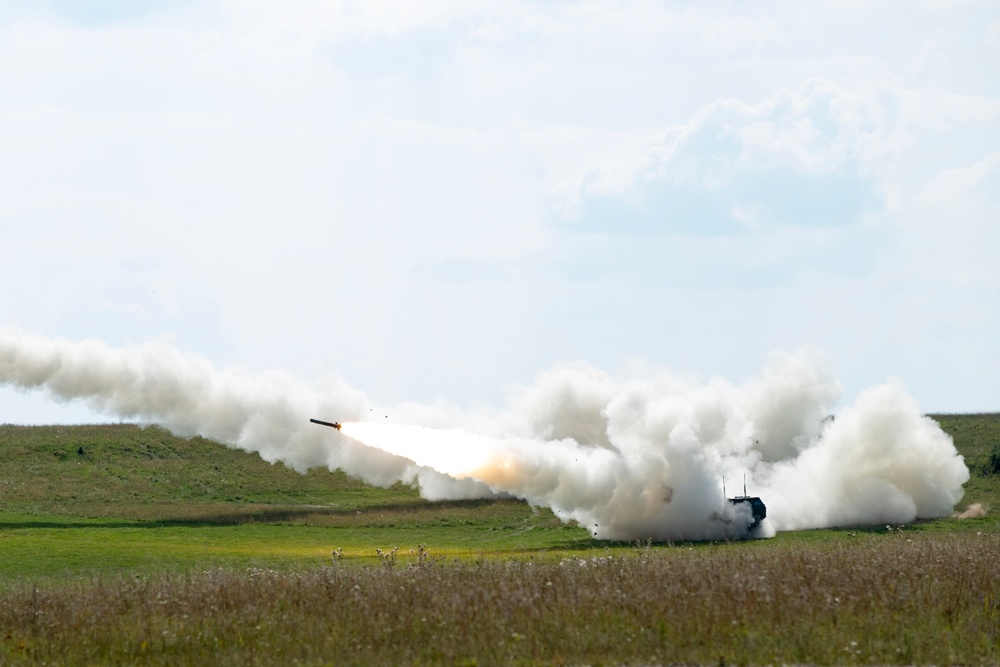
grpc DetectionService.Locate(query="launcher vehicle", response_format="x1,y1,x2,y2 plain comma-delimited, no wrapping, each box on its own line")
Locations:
725,475,766,529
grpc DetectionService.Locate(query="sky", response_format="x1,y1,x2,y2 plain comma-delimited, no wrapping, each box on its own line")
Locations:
1,0,998,424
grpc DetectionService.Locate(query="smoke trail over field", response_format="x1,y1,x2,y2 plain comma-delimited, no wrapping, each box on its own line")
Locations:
0,328,969,540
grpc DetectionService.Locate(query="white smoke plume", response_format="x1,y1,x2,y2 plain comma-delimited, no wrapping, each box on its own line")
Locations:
0,328,969,541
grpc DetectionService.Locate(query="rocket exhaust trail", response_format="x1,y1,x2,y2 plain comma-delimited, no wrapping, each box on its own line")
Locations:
1,328,971,541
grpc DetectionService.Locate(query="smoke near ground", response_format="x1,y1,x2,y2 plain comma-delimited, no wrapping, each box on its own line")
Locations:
0,328,969,540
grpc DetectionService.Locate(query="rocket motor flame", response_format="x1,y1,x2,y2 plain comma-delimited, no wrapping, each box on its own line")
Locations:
337,422,497,478
0,328,971,541
337,420,651,539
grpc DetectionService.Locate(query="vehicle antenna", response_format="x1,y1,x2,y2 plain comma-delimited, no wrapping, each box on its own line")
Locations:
743,473,747,497
722,476,726,498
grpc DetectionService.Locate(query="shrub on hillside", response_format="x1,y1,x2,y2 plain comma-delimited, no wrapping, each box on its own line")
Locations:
984,442,1000,476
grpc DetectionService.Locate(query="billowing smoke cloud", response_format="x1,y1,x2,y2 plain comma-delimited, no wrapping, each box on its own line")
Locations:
0,328,969,540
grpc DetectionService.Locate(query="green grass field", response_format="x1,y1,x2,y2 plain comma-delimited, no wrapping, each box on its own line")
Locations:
1,415,998,665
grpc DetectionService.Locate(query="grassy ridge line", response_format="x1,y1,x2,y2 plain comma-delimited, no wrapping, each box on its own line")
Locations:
0,414,1000,548
1,418,998,525
2,415,997,515
0,423,424,514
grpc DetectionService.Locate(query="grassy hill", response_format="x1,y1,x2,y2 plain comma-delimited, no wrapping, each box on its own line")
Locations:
0,423,423,521
1,414,997,523
930,412,1000,512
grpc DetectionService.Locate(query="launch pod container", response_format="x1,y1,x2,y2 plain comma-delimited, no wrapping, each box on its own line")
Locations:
729,496,767,529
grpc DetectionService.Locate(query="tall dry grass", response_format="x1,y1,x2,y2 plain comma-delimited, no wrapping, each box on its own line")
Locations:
2,533,997,666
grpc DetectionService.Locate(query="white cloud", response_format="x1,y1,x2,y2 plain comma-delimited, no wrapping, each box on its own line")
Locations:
918,150,1000,205
557,78,895,238
900,89,1000,129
